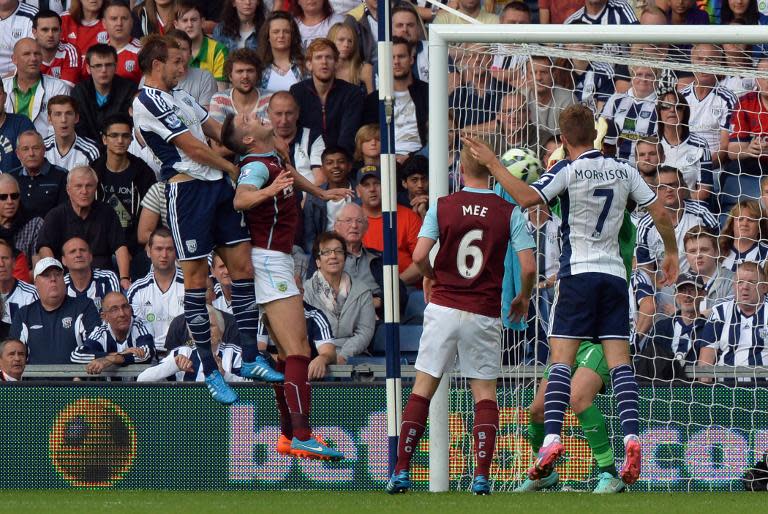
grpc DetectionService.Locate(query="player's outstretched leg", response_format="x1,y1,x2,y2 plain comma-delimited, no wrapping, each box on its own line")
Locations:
471,399,499,495
609,363,641,484
528,362,570,479
386,393,431,494
515,378,560,492
264,296,343,461
184,286,238,404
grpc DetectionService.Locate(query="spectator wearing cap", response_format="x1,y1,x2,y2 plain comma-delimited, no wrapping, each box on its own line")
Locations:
9,257,101,364
0,338,26,380
397,154,429,220
357,164,422,287
636,272,708,378
10,130,68,220
698,262,768,372
302,145,358,253
36,165,131,287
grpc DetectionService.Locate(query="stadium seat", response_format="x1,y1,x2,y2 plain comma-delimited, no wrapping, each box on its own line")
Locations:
370,324,423,363
718,173,761,225
402,290,427,325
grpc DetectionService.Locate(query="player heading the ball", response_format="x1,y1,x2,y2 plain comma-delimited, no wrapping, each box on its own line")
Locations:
463,104,679,486
222,111,351,461
133,35,282,405
386,139,536,495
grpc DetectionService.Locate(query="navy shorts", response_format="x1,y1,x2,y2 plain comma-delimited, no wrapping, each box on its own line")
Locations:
548,272,630,341
166,178,250,261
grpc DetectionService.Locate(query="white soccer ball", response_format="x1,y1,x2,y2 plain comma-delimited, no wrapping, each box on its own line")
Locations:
500,147,541,184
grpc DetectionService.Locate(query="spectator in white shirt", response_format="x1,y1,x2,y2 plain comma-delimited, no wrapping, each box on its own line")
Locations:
44,95,100,170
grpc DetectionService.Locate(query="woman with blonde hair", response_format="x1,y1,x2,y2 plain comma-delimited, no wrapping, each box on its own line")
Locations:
327,22,373,94
719,200,768,271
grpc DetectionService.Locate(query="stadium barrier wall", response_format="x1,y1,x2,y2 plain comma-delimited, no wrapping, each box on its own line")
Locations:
1,382,765,491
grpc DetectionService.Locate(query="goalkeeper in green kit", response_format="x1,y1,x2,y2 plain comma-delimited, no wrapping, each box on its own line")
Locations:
514,120,634,494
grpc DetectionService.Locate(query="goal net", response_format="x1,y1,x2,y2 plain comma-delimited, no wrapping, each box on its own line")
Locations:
422,24,768,493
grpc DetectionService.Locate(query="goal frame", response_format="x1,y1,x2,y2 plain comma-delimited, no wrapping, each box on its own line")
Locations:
425,23,768,492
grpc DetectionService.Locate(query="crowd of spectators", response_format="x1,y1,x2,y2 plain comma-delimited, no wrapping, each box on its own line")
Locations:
0,0,766,382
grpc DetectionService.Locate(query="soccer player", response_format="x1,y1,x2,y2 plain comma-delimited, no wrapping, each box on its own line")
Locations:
516,342,625,493
221,111,351,461
132,35,279,405
385,139,536,495
463,103,680,485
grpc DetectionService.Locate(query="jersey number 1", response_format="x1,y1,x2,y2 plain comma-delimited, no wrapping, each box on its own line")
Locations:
457,229,484,279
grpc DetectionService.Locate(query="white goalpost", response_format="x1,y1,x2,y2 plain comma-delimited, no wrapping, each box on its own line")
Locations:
424,23,768,493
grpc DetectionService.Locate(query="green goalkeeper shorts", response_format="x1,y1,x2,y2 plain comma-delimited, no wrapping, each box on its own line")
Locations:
543,341,610,387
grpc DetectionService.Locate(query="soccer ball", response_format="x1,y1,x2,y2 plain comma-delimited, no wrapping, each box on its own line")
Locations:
49,398,137,487
500,147,542,184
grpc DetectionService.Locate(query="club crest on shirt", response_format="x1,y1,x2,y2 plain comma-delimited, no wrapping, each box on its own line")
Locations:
125,60,135,72
759,328,768,340
62,317,72,329
166,114,182,129
711,107,726,119
97,32,109,44
186,239,197,253
12,29,22,39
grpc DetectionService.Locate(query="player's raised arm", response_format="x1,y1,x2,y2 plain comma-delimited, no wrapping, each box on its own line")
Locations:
645,197,679,286
462,137,543,208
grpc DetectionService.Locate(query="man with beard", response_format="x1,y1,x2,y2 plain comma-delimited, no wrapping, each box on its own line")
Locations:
290,38,363,155
209,49,271,126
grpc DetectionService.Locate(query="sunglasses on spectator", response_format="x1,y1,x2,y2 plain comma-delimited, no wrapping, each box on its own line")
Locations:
0,193,20,201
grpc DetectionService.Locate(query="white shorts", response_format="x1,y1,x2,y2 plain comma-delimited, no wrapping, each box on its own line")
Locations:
251,247,300,305
414,303,502,380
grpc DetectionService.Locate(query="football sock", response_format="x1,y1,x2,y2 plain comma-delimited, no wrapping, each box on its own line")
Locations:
473,400,499,478
394,393,430,474
528,421,546,455
284,355,312,441
273,359,292,439
610,364,640,438
230,278,260,362
543,363,572,443
576,405,617,477
184,288,217,375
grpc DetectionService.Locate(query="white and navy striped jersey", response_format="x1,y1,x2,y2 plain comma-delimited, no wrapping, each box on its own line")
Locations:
702,299,768,367
564,0,638,25
127,267,185,351
136,343,245,382
64,268,120,310
680,82,738,157
70,316,155,364
0,279,38,324
132,86,221,182
44,134,100,169
635,200,719,273
530,149,656,280
0,3,36,77
721,242,768,272
212,281,232,314
662,133,713,190
601,88,658,163
573,62,615,115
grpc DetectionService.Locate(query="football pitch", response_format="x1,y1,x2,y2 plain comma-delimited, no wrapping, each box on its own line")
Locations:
0,491,763,514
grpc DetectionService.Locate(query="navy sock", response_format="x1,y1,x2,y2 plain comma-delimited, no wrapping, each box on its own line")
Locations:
230,278,260,361
184,288,217,375
610,364,639,437
543,363,572,438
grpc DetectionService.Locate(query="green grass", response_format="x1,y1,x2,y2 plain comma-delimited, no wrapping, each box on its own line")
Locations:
0,491,763,514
